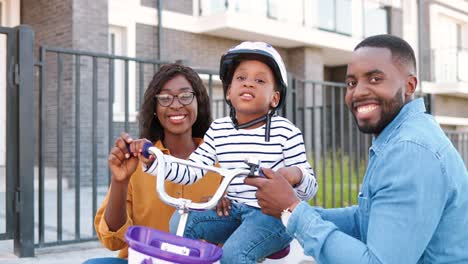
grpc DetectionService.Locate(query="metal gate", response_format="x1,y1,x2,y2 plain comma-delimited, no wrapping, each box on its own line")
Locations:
0,25,35,257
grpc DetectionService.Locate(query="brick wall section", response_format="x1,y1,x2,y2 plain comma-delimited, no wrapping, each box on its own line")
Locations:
21,0,73,51
21,0,74,174
161,28,290,71
70,0,110,186
72,0,108,52
162,28,236,69
135,23,165,118
136,23,159,60
23,0,111,187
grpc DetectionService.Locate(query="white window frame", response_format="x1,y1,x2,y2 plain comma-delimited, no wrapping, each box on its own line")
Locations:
108,25,137,122
0,0,20,166
430,4,468,82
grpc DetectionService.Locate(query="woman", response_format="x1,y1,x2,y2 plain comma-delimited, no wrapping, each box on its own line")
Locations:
86,63,221,264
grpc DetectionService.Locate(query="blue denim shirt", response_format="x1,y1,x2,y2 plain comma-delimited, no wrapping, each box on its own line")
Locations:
287,98,468,263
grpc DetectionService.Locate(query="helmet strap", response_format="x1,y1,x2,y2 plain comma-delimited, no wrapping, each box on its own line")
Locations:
231,109,275,142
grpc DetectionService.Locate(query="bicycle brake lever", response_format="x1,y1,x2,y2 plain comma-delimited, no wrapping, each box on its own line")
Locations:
244,157,265,177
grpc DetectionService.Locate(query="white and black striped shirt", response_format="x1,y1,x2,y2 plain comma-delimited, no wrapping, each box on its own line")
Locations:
146,116,318,207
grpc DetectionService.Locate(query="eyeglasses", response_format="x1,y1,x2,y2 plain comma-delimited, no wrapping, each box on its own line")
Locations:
155,92,196,107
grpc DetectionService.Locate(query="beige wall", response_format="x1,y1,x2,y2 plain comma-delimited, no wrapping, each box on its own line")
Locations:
433,95,468,119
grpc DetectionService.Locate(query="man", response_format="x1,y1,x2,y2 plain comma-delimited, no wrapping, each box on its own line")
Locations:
245,34,468,263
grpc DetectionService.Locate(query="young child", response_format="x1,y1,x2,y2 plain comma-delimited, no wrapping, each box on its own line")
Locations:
141,42,318,263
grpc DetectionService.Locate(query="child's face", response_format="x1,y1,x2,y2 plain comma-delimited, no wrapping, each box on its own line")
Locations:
227,60,280,125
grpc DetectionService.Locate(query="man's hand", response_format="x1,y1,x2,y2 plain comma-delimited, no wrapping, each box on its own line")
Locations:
245,168,300,218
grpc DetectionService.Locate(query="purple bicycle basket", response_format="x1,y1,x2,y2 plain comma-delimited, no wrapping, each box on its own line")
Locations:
125,225,222,264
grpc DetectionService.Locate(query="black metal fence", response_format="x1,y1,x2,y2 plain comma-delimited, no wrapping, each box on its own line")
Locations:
446,131,468,167
3,37,468,256
33,47,229,248
31,45,372,248
1,25,35,257
282,79,371,208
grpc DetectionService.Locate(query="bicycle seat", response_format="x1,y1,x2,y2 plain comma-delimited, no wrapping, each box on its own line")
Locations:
266,245,290,259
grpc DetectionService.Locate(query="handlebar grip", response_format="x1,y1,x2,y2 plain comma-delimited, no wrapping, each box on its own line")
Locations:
258,168,265,177
126,141,154,159
141,142,153,159
248,168,265,178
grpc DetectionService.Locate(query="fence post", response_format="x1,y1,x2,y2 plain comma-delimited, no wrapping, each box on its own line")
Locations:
13,25,35,257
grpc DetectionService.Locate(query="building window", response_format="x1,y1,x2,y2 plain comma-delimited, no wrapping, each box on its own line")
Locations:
317,0,352,35
266,0,303,25
108,26,136,122
434,15,468,82
233,0,267,17
199,0,226,15
363,1,388,37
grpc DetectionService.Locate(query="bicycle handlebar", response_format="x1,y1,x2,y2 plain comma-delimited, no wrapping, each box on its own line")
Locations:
142,143,251,211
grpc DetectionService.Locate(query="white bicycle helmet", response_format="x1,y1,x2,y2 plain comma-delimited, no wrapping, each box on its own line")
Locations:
219,41,288,141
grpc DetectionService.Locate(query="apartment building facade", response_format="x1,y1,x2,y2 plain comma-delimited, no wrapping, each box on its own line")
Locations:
416,0,468,132
2,0,467,189
1,0,397,169
3,0,468,256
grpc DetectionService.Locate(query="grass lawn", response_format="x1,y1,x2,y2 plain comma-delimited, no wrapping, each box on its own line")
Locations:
307,153,366,208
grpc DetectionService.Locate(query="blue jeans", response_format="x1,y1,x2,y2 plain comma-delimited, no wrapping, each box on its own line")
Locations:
82,257,128,264
170,202,292,264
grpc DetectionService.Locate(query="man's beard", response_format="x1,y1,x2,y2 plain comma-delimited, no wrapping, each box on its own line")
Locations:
355,89,405,135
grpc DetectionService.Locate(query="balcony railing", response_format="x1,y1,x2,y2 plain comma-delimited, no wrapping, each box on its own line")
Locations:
198,0,389,38
432,48,468,82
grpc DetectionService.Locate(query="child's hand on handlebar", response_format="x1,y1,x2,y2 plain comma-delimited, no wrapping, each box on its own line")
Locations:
215,196,231,217
276,167,303,187
215,195,232,217
201,194,232,217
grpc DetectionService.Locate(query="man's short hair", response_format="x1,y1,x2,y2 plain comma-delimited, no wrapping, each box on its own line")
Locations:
355,34,417,73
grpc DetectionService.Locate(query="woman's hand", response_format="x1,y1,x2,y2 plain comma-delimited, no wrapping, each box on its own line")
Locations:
128,138,155,167
108,132,139,184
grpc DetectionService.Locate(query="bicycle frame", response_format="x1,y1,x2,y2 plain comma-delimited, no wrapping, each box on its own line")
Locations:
125,143,289,263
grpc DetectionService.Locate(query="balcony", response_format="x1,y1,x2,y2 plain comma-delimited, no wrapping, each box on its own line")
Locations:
196,0,389,65
422,48,468,98
432,48,468,82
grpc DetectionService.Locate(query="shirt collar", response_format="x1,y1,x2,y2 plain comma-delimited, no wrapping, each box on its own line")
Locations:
154,138,203,155
370,98,426,153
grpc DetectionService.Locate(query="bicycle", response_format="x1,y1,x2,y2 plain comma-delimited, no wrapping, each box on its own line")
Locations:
125,142,289,264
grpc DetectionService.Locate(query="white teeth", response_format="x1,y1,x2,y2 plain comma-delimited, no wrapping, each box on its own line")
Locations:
169,115,185,120
241,93,253,98
357,105,377,113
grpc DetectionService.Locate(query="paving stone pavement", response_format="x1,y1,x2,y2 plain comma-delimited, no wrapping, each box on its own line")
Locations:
0,239,315,264
0,166,315,264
